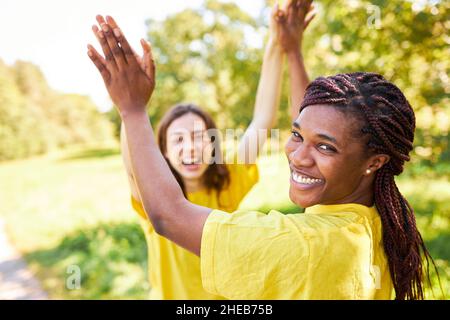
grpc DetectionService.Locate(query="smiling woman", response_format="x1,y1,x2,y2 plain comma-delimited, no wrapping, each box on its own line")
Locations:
292,72,439,300
88,4,439,299
286,104,387,208
116,71,437,300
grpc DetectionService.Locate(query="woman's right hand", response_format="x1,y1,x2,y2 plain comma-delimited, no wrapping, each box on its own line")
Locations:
275,0,315,54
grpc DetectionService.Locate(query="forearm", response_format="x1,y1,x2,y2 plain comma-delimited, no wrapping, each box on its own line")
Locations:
122,111,184,222
88,16,208,255
120,123,141,200
238,39,284,163
287,50,309,121
252,38,284,129
122,110,210,255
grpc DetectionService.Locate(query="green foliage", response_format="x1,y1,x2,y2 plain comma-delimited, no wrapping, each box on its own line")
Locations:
145,0,273,129
0,59,115,161
303,0,449,165
26,223,148,299
105,107,121,138
145,0,448,166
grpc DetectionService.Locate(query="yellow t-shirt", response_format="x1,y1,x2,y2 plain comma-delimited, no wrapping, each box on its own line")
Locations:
131,163,258,299
201,203,393,299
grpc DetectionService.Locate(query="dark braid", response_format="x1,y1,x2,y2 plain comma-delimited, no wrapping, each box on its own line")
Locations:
300,72,439,300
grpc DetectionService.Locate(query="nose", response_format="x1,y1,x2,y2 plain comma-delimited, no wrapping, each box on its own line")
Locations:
181,137,195,157
181,136,204,160
287,142,314,168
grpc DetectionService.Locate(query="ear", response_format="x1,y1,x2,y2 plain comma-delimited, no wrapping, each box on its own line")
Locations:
364,154,390,176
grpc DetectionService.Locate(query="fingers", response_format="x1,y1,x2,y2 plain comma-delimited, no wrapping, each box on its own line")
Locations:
282,0,293,11
271,2,279,20
92,14,149,75
273,3,286,26
100,21,128,70
96,14,106,25
94,15,117,63
92,24,118,70
131,47,144,68
275,4,286,24
296,0,313,19
105,15,138,67
304,11,316,30
87,44,111,82
141,39,155,79
287,0,296,25
105,15,144,70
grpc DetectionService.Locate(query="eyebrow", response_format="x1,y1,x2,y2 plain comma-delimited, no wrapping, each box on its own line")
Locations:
292,122,339,145
170,130,204,136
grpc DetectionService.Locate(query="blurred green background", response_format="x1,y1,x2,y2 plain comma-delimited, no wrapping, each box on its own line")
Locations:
0,0,448,299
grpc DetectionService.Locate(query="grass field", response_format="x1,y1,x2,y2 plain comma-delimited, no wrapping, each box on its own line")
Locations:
0,146,448,299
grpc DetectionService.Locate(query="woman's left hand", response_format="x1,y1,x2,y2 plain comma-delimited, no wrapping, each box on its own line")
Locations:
87,15,155,116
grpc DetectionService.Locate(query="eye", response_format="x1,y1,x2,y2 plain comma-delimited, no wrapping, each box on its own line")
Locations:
177,136,183,143
291,131,303,141
318,144,336,152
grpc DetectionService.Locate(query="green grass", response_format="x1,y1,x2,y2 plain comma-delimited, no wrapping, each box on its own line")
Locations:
0,146,448,299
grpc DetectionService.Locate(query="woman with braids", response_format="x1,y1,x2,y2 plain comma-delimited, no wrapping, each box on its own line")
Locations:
88,6,437,301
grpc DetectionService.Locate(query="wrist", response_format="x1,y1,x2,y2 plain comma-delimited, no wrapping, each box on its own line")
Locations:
287,49,303,61
267,37,283,51
120,108,148,122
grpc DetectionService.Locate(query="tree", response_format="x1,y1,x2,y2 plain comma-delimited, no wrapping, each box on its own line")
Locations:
145,0,287,129
300,0,449,164
0,59,115,160
145,0,448,165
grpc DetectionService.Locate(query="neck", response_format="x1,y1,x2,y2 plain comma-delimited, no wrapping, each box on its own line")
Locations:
346,190,374,207
183,177,205,193
328,177,376,207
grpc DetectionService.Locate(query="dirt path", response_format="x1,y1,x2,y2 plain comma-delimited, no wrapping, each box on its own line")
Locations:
0,219,48,300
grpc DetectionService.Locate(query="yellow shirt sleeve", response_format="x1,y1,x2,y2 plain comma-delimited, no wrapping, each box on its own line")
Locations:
201,209,386,300
131,196,145,218
201,209,312,299
131,196,154,233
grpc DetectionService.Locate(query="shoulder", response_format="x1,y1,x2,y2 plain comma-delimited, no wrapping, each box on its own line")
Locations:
200,209,375,299
203,209,374,255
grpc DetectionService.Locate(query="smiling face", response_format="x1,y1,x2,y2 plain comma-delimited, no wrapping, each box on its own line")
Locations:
165,113,213,182
285,104,381,208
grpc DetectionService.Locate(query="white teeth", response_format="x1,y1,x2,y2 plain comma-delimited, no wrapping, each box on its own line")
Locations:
292,173,322,185
182,159,201,165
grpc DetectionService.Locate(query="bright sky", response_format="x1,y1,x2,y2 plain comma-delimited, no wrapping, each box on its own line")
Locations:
1,0,265,111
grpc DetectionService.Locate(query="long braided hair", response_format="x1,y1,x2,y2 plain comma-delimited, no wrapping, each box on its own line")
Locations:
299,72,438,300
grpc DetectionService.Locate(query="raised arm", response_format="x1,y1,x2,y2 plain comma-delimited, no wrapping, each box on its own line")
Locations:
120,123,141,201
237,4,284,164
277,0,315,121
88,15,209,256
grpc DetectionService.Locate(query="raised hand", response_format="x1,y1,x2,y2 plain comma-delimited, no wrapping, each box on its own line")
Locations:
275,0,315,53
87,15,155,115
